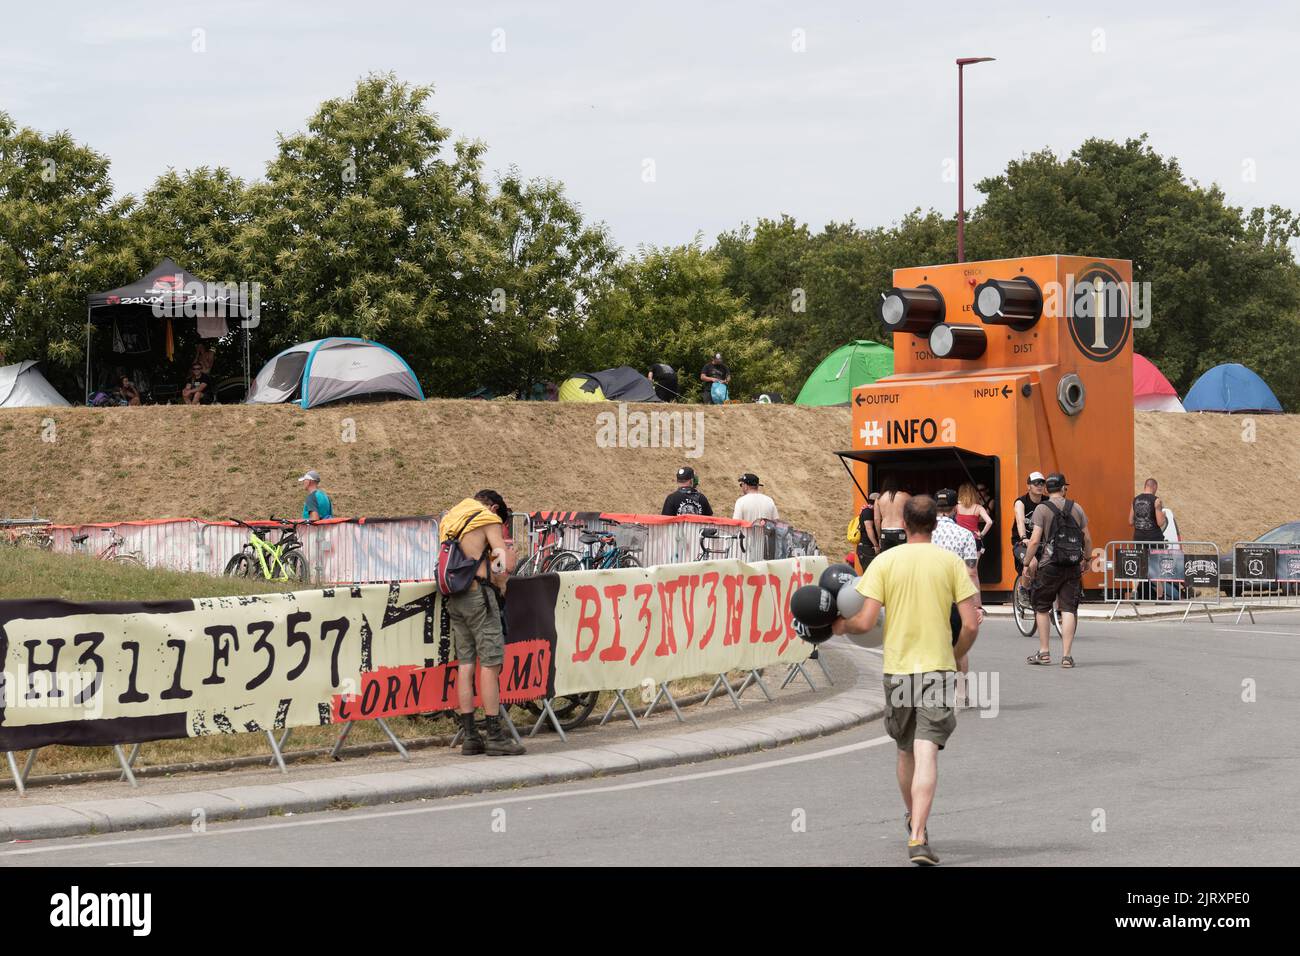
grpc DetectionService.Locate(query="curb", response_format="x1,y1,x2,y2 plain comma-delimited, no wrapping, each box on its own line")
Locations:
0,648,884,842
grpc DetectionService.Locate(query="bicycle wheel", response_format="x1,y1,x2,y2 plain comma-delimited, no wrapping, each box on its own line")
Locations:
284,550,309,582
1050,603,1063,638
1012,576,1036,637
515,552,542,577
616,551,642,569
521,693,599,731
111,553,143,567
545,550,583,573
224,553,252,578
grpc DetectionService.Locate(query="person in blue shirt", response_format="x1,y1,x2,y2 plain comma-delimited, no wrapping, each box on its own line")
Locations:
297,470,333,521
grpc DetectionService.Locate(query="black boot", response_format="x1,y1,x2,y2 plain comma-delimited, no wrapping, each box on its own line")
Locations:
459,712,484,755
483,714,525,756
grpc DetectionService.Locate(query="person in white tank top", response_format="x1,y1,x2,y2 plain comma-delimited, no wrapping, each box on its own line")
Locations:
733,473,779,521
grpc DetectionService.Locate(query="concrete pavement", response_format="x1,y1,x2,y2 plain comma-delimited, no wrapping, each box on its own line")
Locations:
7,610,1298,866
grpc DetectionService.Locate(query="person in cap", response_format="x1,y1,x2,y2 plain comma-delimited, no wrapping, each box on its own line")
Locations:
932,489,983,706
699,352,731,404
1012,472,1047,576
833,494,980,866
847,491,881,571
733,472,778,522
298,470,334,521
441,489,523,756
1022,473,1091,668
661,466,713,517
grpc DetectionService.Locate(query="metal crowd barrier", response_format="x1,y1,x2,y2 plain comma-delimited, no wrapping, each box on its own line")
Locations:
1103,540,1221,621
1230,541,1300,624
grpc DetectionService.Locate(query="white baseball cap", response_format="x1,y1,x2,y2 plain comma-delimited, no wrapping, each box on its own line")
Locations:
297,470,320,483
1027,471,1046,483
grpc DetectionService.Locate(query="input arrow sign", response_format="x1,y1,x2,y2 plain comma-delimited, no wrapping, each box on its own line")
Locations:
1001,385,1011,398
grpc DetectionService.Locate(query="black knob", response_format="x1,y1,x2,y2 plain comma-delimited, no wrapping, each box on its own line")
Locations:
973,276,1042,331
879,284,945,335
929,323,987,360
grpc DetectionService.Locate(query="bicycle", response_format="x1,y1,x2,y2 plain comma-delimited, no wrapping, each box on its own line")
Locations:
224,517,308,581
697,526,747,561
547,520,644,572
72,528,143,566
515,517,583,576
1012,568,1062,638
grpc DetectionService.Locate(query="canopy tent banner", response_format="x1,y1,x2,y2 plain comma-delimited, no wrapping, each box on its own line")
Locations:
1132,353,1184,413
558,366,660,403
1183,363,1283,414
795,340,894,406
550,556,822,696
0,361,71,408
246,338,424,408
0,580,557,751
45,513,821,583
85,258,254,402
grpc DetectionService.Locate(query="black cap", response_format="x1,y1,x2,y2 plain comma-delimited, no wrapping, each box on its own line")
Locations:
1045,472,1067,492
934,488,958,508
738,473,762,487
676,466,696,482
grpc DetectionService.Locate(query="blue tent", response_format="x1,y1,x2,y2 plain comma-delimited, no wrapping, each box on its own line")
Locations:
1183,363,1282,414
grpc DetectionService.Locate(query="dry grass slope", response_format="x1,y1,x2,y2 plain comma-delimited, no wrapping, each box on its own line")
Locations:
0,402,1292,557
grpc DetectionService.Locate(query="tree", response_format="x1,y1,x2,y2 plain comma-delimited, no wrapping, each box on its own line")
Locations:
486,171,618,395
239,73,504,395
0,111,133,390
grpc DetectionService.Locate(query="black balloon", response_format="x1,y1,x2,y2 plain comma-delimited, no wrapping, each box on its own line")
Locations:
819,563,857,596
791,584,838,628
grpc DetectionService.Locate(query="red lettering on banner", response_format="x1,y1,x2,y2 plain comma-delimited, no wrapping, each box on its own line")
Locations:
679,574,699,646
722,574,745,647
762,574,784,644
571,585,602,662
599,584,628,662
628,583,655,667
330,639,550,720
655,578,682,658
746,574,767,643
698,571,720,649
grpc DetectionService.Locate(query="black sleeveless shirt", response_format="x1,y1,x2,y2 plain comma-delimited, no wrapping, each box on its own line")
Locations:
1132,493,1163,541
1011,493,1039,545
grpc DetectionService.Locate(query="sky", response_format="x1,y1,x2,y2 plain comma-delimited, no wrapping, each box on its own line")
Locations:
3,0,1297,251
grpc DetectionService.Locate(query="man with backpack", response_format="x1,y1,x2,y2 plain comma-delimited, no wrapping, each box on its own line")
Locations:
1022,473,1091,669
438,490,524,756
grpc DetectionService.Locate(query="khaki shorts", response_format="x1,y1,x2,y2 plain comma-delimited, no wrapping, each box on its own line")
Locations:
882,673,958,751
447,582,505,668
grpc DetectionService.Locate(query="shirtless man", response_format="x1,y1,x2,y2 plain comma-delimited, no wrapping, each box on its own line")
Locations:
440,490,523,756
874,476,912,553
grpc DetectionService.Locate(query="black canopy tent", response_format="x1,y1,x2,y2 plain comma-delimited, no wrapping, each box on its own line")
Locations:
85,258,251,403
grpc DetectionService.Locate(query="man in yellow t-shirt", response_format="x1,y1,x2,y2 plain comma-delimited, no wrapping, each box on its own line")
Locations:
832,494,980,866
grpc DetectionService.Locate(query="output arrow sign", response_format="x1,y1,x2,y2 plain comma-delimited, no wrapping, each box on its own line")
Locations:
855,394,865,406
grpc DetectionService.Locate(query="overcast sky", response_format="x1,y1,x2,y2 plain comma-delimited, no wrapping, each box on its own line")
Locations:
3,1,1296,251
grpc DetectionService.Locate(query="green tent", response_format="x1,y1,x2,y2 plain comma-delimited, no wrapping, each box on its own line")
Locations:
795,340,894,406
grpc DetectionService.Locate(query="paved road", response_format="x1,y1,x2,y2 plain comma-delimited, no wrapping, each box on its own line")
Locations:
4,612,1298,867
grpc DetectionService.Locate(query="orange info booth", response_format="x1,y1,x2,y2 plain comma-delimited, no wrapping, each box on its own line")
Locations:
841,255,1137,601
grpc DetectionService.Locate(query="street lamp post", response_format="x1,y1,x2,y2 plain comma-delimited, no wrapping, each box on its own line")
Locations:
956,56,995,263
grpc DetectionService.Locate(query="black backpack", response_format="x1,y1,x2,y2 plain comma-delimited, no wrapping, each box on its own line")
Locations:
1044,500,1084,566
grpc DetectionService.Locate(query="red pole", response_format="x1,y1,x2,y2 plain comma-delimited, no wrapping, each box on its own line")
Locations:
957,63,965,263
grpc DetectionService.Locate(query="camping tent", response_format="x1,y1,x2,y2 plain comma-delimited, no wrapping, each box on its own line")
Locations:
795,340,894,406
86,258,252,402
0,361,71,408
246,338,424,408
1183,363,1282,414
1133,354,1184,412
558,367,660,403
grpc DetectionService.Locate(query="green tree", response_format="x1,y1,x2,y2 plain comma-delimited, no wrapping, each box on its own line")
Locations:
0,111,133,390
239,73,504,395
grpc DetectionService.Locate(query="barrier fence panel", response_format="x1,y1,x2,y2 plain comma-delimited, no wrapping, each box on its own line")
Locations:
1230,541,1300,623
1103,540,1221,621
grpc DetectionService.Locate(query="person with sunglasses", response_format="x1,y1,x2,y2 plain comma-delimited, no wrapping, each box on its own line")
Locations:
1011,472,1047,576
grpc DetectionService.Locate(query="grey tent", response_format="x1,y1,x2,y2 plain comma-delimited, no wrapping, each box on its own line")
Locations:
558,366,661,403
0,361,71,408
246,338,424,408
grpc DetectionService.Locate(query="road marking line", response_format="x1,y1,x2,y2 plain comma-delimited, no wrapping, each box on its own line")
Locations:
0,734,894,858
1214,628,1300,636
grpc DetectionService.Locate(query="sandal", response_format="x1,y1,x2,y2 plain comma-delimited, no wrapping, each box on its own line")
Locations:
1061,656,1075,668
1026,651,1051,665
